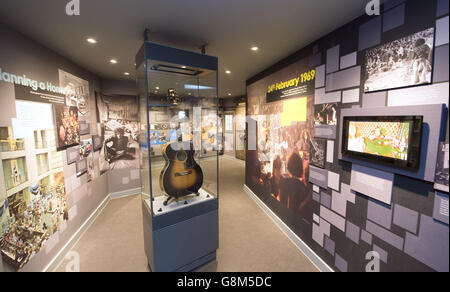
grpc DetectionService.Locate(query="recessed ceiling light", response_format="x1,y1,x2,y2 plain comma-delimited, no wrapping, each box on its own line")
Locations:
124,72,130,76
182,66,187,69
155,86,160,90
110,59,118,64
251,46,259,51
228,93,232,96
87,38,97,44
225,70,231,74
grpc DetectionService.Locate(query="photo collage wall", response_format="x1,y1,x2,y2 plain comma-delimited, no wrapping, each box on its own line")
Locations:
246,0,449,272
0,68,140,271
246,56,316,240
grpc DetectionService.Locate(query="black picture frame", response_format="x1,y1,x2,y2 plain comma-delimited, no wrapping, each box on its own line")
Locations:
342,115,423,171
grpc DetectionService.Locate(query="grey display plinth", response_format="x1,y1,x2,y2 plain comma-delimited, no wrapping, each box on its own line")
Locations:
142,200,218,272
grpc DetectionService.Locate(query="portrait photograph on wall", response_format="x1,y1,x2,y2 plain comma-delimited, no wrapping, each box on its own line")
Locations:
96,94,139,170
54,104,80,151
363,27,435,93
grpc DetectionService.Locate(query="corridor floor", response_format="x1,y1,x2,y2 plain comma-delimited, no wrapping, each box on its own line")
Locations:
55,156,318,272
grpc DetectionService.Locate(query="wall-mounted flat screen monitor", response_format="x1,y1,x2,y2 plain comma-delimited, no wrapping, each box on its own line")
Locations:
342,116,423,171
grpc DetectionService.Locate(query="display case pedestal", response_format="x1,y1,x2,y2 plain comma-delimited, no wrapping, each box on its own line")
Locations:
142,200,218,272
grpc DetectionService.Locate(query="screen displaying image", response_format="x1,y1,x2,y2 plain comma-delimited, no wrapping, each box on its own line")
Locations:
347,121,410,161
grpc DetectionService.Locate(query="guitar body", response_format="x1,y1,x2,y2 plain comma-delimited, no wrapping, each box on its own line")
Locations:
160,142,203,201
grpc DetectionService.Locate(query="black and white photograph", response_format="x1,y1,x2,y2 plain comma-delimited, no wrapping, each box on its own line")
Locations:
310,138,327,169
434,143,449,193
104,120,140,170
59,69,90,119
364,27,435,93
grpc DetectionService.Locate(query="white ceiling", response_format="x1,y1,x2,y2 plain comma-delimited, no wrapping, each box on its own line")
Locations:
0,0,368,98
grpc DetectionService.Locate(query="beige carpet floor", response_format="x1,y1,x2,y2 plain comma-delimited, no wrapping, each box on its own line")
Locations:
55,156,318,272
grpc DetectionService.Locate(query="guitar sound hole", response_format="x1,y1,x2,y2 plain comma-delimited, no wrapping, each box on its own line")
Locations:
176,151,187,161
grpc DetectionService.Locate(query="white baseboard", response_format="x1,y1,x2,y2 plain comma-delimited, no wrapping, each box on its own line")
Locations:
44,195,110,272
44,188,141,272
110,187,141,200
243,184,333,272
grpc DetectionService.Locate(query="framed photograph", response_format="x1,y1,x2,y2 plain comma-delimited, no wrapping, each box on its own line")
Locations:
76,158,88,177
363,27,435,93
66,145,80,165
434,143,449,193
79,120,91,135
54,104,80,151
80,138,93,158
314,103,339,126
310,138,327,168
92,135,102,152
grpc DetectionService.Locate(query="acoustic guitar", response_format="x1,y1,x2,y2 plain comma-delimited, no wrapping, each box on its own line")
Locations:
159,142,203,205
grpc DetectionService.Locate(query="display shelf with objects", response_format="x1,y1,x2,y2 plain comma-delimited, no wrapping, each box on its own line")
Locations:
137,41,219,272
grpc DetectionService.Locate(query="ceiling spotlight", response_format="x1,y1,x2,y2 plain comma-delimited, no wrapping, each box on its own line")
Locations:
155,86,160,90
124,72,130,76
225,70,231,74
251,46,259,51
228,93,232,96
181,66,187,69
110,59,118,64
87,38,97,44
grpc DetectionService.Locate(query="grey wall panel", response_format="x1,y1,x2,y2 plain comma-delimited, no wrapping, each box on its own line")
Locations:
339,104,447,182
340,52,357,70
320,205,346,232
436,16,449,47
383,0,406,11
361,230,373,245
314,124,336,139
324,236,335,256
362,91,386,108
313,192,321,203
359,17,382,51
372,244,388,263
309,166,329,189
321,192,332,208
366,220,404,250
0,83,16,126
346,221,360,244
101,79,138,95
437,0,449,17
433,44,449,83
404,215,449,272
433,192,449,225
367,200,393,229
334,253,348,272
325,66,361,92
326,45,340,74
342,88,360,104
387,82,449,107
314,87,341,104
383,4,405,32
393,204,419,234
315,65,326,88
351,164,394,205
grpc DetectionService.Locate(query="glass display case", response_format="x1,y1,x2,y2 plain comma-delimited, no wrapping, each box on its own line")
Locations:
137,41,219,272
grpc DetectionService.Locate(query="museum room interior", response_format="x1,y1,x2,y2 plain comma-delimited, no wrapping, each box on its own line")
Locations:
0,0,448,273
